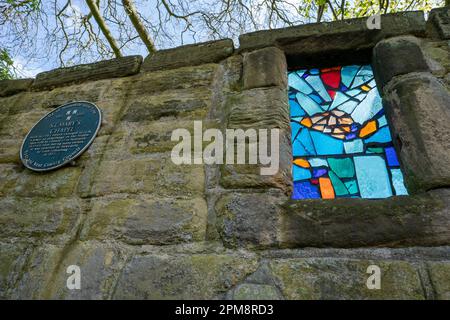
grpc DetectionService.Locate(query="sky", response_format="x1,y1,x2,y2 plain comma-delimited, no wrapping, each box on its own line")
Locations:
2,0,445,78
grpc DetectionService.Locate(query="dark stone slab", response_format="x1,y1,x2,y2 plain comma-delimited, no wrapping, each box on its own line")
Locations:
280,191,450,248
382,73,450,192
215,190,287,248
428,6,450,39
242,47,287,89
372,36,430,89
32,55,142,90
216,187,450,249
239,11,425,67
0,78,33,97
142,39,234,72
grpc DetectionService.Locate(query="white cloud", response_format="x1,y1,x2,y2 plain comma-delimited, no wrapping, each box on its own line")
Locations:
12,57,45,78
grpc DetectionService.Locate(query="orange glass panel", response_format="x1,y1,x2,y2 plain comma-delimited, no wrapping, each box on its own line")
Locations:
359,120,377,138
293,158,310,168
319,177,335,199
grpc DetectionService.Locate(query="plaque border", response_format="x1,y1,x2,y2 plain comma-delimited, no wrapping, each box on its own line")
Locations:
20,101,102,172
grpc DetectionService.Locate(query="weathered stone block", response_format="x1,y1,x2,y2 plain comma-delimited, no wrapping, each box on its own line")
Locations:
142,39,234,72
382,73,450,191
270,258,425,299
0,110,47,138
0,79,33,97
227,87,289,130
373,36,430,89
128,63,218,96
48,241,131,299
422,40,450,77
0,197,82,239
0,242,32,299
80,155,204,198
215,191,287,248
113,251,257,299
219,132,292,193
239,11,426,53
32,55,142,90
8,243,63,299
221,87,292,192
42,79,111,108
427,262,450,300
0,138,21,164
428,6,450,39
0,163,81,198
121,87,211,123
243,47,287,89
280,192,450,248
81,195,208,245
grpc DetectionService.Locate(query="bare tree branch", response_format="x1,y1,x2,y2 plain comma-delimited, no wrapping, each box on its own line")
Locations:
122,0,156,54
85,0,122,57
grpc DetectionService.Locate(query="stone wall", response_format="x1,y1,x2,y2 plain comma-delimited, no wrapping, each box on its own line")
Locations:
1,7,450,299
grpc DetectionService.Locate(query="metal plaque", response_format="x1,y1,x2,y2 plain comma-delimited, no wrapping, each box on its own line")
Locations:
20,101,102,171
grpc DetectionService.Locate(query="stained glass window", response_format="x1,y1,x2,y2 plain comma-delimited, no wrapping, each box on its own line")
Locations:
289,65,408,199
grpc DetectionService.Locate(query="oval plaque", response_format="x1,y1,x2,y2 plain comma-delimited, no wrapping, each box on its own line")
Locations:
20,101,102,171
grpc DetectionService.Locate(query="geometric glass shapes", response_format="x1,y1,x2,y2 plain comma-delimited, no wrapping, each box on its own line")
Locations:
391,168,408,195
289,64,408,199
292,181,321,199
364,126,392,144
289,72,312,94
308,157,329,167
328,171,349,196
344,139,364,154
310,130,344,155
328,157,355,178
319,177,335,199
341,65,360,87
305,74,332,102
358,120,377,138
293,165,312,181
344,179,359,195
289,99,305,117
377,115,388,128
354,155,392,199
350,88,383,125
293,128,316,157
385,146,400,167
296,92,324,116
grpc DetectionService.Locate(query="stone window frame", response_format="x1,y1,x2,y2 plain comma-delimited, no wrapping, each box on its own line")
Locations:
222,10,450,248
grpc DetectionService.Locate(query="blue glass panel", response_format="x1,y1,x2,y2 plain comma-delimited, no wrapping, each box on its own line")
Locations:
377,115,387,128
308,158,328,167
291,121,301,143
293,128,316,156
344,139,363,154
292,181,321,199
385,146,400,167
354,156,392,198
296,92,324,116
305,75,332,102
310,131,344,155
312,168,327,178
364,126,392,144
336,99,359,114
391,168,408,195
289,73,313,94
293,165,312,181
341,65,360,87
350,89,383,125
289,99,305,117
